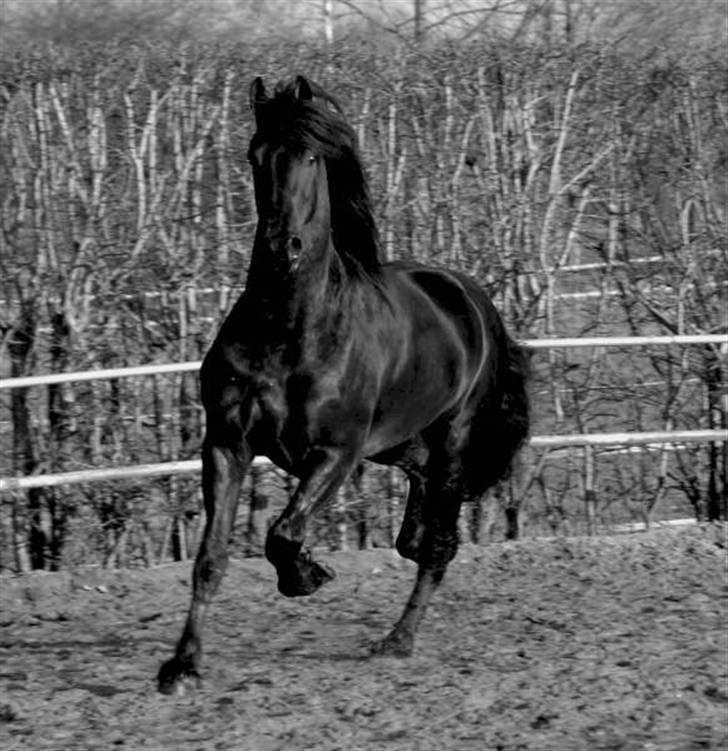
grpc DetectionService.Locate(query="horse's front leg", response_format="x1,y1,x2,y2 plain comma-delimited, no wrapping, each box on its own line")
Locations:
265,448,356,597
157,434,250,694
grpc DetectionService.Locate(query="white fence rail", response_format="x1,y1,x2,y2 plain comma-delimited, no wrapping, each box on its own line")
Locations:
1,334,726,390
0,361,201,390
523,334,727,349
1,334,726,492
0,429,725,492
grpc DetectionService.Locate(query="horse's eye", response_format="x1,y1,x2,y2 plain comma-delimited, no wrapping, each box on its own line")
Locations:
308,154,317,165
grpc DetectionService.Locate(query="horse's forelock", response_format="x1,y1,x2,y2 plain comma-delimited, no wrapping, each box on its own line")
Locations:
255,81,351,154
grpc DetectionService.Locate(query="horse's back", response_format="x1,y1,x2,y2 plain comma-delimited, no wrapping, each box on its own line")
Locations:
386,260,500,328
384,260,510,375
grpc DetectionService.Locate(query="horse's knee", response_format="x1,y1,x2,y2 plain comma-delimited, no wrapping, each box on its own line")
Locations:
395,521,425,562
422,528,459,570
193,544,229,595
438,535,459,566
396,535,419,562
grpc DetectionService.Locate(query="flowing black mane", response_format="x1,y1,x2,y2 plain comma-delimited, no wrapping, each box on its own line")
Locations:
250,78,382,279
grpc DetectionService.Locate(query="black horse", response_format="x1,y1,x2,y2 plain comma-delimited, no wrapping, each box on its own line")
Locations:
158,76,529,693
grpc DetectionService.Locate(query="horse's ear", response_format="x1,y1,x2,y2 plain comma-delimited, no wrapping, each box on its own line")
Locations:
249,77,267,114
293,75,313,102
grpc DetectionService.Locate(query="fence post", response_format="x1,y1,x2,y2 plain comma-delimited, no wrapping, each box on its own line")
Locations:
584,445,597,535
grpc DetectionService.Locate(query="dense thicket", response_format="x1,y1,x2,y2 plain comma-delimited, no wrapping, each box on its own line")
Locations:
1,36,725,570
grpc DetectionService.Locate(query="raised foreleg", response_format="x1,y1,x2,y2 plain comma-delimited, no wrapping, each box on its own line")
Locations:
265,447,359,597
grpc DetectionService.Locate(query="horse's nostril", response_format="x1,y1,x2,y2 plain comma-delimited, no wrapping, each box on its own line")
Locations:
290,236,302,252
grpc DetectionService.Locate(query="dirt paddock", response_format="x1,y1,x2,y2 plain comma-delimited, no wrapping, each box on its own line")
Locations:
1,525,726,750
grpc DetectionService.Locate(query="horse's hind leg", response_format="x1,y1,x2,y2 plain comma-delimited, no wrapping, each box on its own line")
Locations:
157,436,250,694
373,463,464,657
395,473,427,561
377,438,430,562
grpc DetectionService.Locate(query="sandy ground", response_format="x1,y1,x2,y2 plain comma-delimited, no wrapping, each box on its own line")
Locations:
1,525,726,751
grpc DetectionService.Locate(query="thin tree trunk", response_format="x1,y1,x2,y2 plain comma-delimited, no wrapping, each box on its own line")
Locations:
246,463,270,556
387,467,400,548
8,301,44,570
414,0,425,43
323,0,334,46
47,309,72,569
704,346,724,520
335,487,348,552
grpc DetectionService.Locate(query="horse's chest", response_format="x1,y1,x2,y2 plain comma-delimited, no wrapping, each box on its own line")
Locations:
251,371,336,455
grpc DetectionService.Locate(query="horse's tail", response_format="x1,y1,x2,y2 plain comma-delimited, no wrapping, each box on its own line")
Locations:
496,332,531,467
468,327,531,494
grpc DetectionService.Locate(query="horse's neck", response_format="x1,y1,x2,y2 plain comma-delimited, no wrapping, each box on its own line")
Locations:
245,239,350,341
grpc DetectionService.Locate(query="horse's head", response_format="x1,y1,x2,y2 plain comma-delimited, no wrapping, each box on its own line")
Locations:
248,75,381,282
248,76,333,275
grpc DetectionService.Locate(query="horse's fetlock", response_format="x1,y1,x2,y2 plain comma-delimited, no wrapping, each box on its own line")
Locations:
265,528,301,567
420,532,458,571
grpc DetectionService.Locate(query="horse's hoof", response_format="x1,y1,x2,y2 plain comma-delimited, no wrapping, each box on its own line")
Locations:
277,557,335,597
157,656,201,695
309,560,336,588
370,630,414,658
